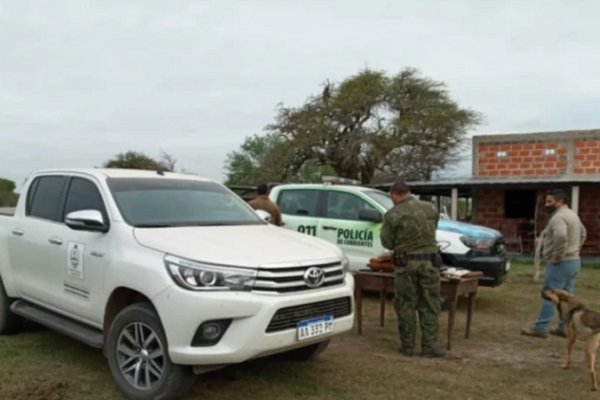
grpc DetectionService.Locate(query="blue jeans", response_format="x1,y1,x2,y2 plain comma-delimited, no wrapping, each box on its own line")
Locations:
534,259,581,332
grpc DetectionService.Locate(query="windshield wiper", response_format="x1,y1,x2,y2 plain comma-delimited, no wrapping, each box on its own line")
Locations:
134,223,177,228
189,221,264,226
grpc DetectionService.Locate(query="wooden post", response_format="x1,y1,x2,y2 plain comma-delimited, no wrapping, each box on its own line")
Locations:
451,188,458,220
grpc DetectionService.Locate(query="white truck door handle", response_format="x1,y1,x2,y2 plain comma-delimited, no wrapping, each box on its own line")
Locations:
48,237,63,246
12,228,24,236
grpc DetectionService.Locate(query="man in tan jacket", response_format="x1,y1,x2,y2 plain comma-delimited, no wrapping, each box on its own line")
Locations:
522,189,587,338
249,183,282,226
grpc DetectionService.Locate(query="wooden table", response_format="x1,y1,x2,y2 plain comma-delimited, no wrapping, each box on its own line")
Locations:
353,269,483,351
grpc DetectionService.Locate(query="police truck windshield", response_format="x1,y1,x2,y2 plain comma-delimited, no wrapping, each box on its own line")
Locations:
363,190,394,211
107,178,264,227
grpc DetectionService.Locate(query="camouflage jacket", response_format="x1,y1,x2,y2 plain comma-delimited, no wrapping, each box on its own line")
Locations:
380,196,439,254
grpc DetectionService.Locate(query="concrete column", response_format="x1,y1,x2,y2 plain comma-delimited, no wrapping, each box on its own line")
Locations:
571,185,579,214
566,139,575,175
451,188,458,220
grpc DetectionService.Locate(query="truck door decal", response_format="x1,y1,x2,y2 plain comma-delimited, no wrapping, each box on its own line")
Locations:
337,228,374,247
67,242,85,280
297,225,317,236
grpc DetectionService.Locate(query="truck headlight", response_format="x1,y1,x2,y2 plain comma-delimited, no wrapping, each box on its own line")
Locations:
165,255,257,291
459,236,494,252
341,256,350,273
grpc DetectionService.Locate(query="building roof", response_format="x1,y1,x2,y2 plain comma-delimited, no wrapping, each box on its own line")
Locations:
372,174,600,196
473,128,600,144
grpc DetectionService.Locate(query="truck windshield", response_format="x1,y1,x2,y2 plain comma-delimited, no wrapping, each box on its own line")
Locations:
107,178,264,227
363,190,394,211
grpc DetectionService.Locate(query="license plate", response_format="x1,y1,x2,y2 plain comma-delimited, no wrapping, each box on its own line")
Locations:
505,260,511,271
297,316,334,341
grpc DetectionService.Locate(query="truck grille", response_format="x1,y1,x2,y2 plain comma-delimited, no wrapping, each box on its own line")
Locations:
253,262,345,293
266,297,352,333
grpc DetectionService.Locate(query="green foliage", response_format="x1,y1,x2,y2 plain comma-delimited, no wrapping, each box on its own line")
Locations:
103,151,175,171
0,178,16,193
225,68,480,184
225,133,282,185
0,192,18,207
224,134,336,185
381,69,481,181
0,177,17,206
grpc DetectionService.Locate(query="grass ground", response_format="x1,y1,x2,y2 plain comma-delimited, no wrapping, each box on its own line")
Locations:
1,261,599,399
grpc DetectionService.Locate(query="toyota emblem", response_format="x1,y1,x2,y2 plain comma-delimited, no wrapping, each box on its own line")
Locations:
304,267,325,288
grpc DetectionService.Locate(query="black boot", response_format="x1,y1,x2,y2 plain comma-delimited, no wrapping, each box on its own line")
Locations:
398,347,414,357
421,347,446,358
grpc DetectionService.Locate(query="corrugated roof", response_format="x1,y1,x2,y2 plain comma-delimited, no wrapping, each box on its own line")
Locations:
405,174,600,188
371,174,600,196
473,129,600,143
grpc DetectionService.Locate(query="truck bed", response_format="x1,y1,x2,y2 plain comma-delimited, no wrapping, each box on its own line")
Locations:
0,207,15,216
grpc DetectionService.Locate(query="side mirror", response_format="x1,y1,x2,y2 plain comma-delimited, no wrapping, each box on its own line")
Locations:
255,209,272,223
437,240,451,251
65,210,108,232
358,209,382,223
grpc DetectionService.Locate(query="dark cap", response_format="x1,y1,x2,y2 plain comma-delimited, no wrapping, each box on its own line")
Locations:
546,189,568,203
390,179,410,194
257,183,269,195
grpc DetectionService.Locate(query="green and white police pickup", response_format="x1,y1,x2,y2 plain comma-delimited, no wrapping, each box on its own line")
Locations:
269,183,509,287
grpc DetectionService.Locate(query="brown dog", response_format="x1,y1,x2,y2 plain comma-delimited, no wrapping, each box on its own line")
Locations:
542,289,600,391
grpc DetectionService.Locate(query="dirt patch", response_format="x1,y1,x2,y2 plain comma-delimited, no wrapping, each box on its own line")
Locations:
0,379,69,400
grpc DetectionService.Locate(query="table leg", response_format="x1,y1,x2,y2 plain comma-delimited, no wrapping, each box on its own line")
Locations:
466,292,475,339
379,285,386,327
447,297,457,351
355,278,363,335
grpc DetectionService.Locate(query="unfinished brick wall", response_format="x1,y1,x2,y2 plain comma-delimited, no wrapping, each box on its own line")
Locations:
473,188,536,252
477,141,568,177
574,139,600,174
473,189,505,230
471,131,600,255
474,186,600,255
578,186,600,255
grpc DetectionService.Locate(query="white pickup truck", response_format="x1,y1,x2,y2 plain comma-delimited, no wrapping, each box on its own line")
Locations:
0,169,354,400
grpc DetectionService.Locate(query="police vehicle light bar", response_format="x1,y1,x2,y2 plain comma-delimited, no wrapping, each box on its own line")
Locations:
322,176,361,185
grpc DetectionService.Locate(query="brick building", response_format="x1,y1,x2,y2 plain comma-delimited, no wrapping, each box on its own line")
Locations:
394,129,600,255
472,130,600,255
474,130,600,177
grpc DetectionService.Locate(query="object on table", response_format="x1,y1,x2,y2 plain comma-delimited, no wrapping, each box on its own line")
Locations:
440,267,483,281
367,252,394,273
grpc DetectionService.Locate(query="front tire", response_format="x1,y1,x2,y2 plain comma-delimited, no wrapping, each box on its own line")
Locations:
0,277,21,334
106,303,195,400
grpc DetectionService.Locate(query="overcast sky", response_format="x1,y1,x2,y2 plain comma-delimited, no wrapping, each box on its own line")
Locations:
2,0,600,189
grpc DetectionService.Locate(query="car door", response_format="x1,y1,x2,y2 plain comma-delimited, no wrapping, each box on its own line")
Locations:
54,176,111,325
8,175,69,306
317,190,385,270
274,189,323,237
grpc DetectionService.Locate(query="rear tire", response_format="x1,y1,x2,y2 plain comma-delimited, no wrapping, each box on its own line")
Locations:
106,303,195,400
275,340,330,362
0,277,21,334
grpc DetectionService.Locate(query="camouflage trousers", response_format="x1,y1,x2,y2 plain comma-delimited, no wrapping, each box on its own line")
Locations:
393,260,441,352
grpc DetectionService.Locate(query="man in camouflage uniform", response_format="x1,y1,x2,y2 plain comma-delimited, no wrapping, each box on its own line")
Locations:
380,179,445,358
